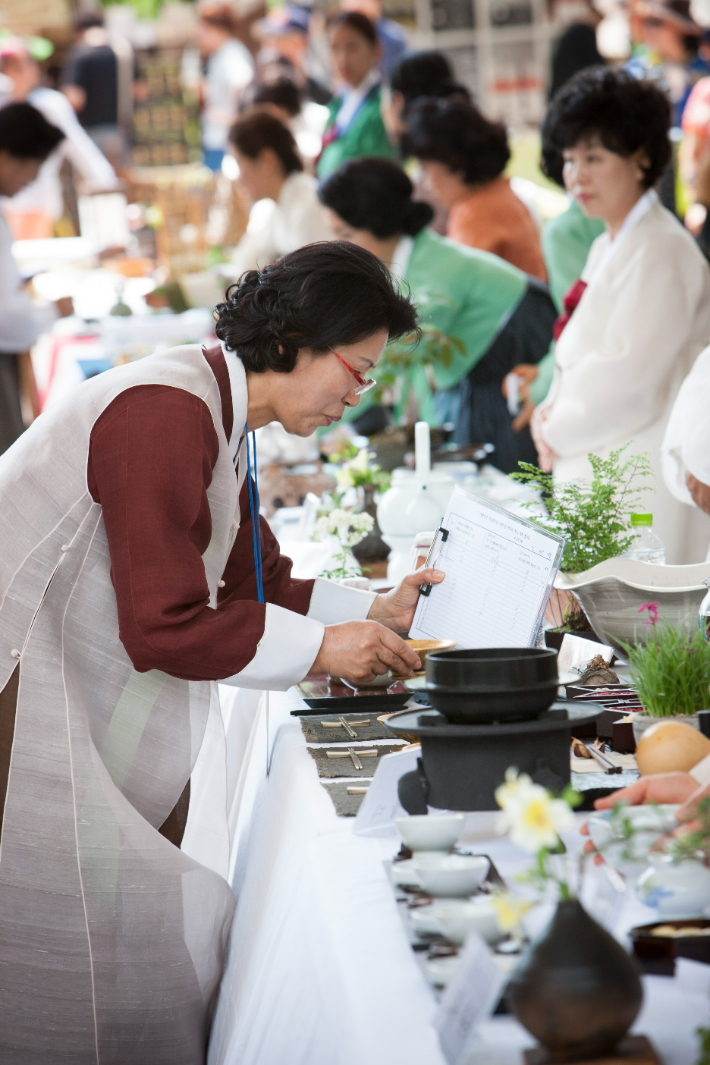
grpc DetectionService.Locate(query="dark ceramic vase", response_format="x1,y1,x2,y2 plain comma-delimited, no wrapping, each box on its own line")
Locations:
351,485,390,564
507,899,643,1062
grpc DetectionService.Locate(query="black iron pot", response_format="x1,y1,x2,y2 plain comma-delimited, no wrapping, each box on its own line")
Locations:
425,647,559,724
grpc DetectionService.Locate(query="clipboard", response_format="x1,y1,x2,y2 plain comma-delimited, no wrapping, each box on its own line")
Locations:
411,485,565,649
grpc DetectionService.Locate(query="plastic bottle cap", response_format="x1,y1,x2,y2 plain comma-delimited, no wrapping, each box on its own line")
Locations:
630,513,653,526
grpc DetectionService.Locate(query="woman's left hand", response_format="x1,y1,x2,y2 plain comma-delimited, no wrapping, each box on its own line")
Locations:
368,567,445,633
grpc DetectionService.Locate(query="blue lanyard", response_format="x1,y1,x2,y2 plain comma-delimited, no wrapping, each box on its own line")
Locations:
244,427,264,605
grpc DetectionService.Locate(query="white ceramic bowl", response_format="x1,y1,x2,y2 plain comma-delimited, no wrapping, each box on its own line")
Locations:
555,558,710,654
395,813,466,853
431,897,504,945
411,854,489,897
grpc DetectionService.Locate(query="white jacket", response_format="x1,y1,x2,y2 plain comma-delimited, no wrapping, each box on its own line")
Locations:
540,199,710,563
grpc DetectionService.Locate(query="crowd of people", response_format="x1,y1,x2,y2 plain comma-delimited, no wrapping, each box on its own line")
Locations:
1,2,710,568
5,2,710,1060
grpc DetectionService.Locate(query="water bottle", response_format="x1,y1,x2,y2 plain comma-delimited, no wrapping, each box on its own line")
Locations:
699,578,710,643
624,514,666,564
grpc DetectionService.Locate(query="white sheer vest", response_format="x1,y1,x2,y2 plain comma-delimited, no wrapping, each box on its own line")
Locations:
0,344,241,1064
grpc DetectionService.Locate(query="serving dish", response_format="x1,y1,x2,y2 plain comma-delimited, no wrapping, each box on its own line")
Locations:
631,918,710,975
293,674,410,712
555,557,710,654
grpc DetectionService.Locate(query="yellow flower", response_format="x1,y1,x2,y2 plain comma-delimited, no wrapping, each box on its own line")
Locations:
490,891,534,933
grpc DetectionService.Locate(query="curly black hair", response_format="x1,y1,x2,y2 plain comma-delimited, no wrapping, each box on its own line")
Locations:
214,242,419,373
389,50,470,106
318,157,434,239
400,98,510,184
541,66,671,189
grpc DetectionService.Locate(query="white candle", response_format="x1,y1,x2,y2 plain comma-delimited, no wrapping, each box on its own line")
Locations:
414,421,430,487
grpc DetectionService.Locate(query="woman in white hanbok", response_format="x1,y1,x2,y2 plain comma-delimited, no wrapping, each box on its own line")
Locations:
533,67,710,563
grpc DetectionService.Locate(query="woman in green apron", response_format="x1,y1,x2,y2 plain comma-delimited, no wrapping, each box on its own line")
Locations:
315,12,396,179
318,156,557,473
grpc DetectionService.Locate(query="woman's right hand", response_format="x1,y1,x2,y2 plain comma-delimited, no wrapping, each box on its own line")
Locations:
530,405,557,472
310,619,421,685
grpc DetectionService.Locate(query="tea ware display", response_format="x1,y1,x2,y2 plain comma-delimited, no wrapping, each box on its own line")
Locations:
394,812,465,853
409,854,489,897
507,899,643,1061
636,854,710,918
410,897,504,946
586,805,679,878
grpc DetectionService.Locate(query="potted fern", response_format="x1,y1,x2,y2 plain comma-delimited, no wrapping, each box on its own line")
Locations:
512,445,656,643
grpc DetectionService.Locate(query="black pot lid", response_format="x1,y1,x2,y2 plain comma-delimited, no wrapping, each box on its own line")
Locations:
384,701,604,739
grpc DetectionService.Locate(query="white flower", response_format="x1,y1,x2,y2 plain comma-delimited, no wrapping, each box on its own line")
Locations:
495,768,575,853
312,508,374,547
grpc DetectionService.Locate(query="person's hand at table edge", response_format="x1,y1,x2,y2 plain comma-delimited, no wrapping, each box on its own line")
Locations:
367,567,445,633
310,619,421,685
579,772,704,864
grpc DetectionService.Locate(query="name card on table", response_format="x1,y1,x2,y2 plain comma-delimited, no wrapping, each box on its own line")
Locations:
434,932,505,1065
353,745,420,837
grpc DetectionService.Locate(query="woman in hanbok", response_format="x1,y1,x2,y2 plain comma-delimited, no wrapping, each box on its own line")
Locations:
315,12,396,178
400,98,547,280
318,156,557,472
227,110,333,274
533,66,710,563
0,242,440,1063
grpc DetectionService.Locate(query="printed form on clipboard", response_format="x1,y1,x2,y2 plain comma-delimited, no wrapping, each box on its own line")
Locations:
410,485,565,649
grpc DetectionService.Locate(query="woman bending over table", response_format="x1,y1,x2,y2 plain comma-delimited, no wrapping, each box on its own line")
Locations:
0,241,443,1063
532,66,710,564
318,156,557,472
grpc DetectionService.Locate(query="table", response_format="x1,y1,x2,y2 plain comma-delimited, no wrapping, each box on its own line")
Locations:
206,687,710,1065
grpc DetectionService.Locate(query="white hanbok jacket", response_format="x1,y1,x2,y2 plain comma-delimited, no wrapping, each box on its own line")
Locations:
539,197,710,563
230,171,334,275
0,343,373,1062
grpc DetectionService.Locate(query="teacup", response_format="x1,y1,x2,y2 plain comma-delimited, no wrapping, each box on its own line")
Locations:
395,813,465,853
411,854,489,897
431,897,504,945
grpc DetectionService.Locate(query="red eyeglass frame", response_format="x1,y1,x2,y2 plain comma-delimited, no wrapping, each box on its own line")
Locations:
331,350,376,395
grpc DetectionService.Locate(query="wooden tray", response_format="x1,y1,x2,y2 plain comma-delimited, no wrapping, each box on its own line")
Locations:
320,779,371,816
307,741,406,777
294,674,410,712
299,713,397,743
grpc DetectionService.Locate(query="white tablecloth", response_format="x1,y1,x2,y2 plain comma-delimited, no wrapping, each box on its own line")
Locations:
206,687,710,1065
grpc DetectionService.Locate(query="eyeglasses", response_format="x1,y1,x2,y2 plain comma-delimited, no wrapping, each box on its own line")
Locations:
331,349,377,395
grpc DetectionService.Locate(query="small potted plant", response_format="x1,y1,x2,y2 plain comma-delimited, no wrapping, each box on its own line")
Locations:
622,603,710,741
328,444,391,563
513,445,655,645
311,507,374,584
492,769,644,1061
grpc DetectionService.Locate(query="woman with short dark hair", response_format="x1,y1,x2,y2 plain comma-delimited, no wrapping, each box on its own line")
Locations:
534,66,710,562
316,11,396,177
401,98,547,279
319,157,557,472
0,240,440,1061
228,110,334,272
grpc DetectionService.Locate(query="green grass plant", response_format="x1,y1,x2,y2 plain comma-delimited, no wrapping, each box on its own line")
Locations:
622,610,710,718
